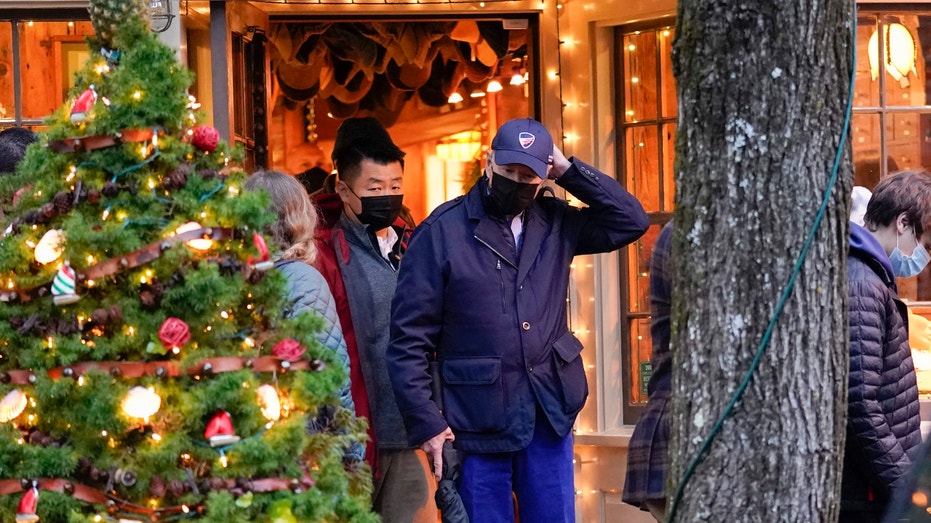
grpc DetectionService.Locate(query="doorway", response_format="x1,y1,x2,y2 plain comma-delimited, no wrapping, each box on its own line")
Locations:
264,17,538,220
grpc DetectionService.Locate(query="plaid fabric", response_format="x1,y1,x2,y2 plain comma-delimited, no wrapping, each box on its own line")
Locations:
623,223,673,506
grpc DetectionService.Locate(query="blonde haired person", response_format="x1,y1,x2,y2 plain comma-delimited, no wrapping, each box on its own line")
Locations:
244,170,363,462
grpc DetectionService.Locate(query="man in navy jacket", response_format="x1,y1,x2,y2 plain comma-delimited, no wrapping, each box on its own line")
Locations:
387,118,648,522
844,170,931,522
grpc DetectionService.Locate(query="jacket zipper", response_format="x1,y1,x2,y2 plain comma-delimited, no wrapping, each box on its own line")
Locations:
474,236,517,269
475,236,514,313
496,259,506,312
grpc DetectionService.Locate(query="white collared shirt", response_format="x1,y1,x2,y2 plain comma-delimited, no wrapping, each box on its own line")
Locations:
376,226,399,261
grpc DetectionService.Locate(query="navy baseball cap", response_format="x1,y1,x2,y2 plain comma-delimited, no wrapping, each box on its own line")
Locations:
490,118,554,179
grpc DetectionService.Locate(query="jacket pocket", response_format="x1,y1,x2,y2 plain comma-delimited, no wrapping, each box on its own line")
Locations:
442,357,506,433
553,331,588,414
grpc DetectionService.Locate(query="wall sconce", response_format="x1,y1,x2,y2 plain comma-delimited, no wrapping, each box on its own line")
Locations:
150,0,175,33
510,70,526,86
469,88,486,98
448,91,464,104
868,22,917,87
486,79,503,93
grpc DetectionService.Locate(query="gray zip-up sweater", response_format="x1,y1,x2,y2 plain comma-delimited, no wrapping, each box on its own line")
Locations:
335,213,411,449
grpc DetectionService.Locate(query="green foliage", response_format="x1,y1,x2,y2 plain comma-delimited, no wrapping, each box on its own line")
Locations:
0,1,373,521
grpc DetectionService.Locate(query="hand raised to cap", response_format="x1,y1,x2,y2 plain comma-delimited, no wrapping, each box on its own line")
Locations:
549,145,571,179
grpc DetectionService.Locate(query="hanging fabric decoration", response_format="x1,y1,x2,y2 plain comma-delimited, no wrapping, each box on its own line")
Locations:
70,85,98,124
16,485,39,523
52,262,81,305
250,233,275,271
205,409,240,447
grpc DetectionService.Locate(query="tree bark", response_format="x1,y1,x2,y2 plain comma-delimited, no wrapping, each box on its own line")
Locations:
668,1,852,521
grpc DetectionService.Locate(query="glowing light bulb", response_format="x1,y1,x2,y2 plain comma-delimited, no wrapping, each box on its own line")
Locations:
256,384,281,421
121,386,161,420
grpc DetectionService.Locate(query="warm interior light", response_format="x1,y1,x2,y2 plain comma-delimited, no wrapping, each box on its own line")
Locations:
256,384,281,421
174,222,213,251
447,92,464,104
435,131,482,162
486,79,503,93
122,386,161,420
469,89,486,98
868,22,917,86
510,72,526,86
34,229,64,265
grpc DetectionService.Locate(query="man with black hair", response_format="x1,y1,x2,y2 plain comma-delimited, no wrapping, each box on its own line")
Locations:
295,166,330,195
313,117,435,522
0,127,38,174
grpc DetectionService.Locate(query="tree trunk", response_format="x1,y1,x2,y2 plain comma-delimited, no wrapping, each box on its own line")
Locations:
668,2,852,521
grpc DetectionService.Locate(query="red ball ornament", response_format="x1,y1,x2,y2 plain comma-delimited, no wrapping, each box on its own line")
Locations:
272,338,306,361
158,317,191,350
191,125,220,153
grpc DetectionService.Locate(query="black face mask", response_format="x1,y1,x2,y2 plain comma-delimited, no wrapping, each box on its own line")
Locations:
355,194,404,230
489,171,539,216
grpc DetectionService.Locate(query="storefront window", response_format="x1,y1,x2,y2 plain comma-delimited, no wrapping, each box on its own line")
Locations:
854,12,931,305
0,11,94,128
615,11,931,425
615,24,676,425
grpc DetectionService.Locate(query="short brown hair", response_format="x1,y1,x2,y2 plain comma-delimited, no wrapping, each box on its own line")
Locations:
864,169,931,238
243,170,319,264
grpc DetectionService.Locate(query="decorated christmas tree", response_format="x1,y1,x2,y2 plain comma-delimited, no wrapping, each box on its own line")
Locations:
0,1,375,521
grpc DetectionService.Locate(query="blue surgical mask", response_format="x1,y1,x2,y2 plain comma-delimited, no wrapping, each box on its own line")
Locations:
890,228,931,278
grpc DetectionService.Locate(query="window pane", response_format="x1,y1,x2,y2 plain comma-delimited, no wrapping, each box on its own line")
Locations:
624,31,658,122
881,15,928,108
852,113,883,189
626,125,660,212
0,22,13,121
627,317,652,407
855,15,878,108
886,112,921,170
659,27,676,118
662,122,676,211
19,21,95,120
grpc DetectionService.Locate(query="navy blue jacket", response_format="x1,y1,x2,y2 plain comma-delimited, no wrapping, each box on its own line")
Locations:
387,158,648,453
843,223,921,513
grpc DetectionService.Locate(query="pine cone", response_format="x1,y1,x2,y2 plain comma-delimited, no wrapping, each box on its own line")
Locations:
22,210,39,225
87,189,101,204
40,202,56,219
149,279,165,298
247,269,266,285
197,168,219,181
149,475,167,498
164,165,192,190
53,191,73,214
139,290,158,311
77,457,94,476
88,0,151,48
102,182,119,197
91,308,109,325
168,479,185,497
108,304,123,324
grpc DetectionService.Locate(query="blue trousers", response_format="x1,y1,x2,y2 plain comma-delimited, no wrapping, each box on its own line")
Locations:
457,414,575,523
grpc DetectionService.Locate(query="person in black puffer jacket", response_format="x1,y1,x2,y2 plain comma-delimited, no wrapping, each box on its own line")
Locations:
843,169,931,523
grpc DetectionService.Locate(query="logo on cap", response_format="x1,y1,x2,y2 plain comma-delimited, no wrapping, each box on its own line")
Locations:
518,132,535,149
